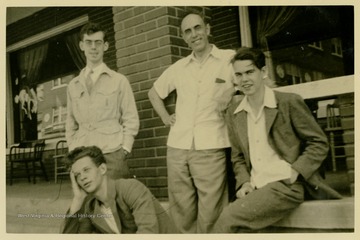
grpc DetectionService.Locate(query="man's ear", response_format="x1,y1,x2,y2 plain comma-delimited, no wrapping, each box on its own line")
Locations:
261,66,268,79
79,41,85,51
205,23,211,36
99,163,107,175
103,41,109,51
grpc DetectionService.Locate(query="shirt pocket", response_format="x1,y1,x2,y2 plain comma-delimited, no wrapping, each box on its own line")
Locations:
94,88,118,112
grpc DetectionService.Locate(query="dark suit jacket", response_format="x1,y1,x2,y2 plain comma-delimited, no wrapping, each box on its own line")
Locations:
61,178,177,233
225,90,342,200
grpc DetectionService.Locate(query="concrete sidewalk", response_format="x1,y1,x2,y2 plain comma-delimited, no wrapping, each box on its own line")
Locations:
6,178,73,233
6,173,355,234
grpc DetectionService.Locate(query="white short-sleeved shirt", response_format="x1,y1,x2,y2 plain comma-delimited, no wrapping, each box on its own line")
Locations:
154,45,235,150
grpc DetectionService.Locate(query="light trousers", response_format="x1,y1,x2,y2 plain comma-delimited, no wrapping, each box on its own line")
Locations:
104,148,131,179
167,147,228,233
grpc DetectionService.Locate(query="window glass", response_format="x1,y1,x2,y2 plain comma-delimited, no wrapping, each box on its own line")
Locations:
249,6,354,87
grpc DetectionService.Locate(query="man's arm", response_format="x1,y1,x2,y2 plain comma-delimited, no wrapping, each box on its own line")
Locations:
288,94,329,180
118,76,140,152
65,87,79,151
120,179,160,233
148,87,176,126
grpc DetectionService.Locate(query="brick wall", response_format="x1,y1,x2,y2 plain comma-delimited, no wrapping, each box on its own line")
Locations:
211,6,241,50
7,7,117,70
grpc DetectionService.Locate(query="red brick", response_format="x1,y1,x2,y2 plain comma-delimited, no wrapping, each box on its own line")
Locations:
144,137,167,147
148,46,173,60
137,129,154,138
146,177,168,187
157,167,168,177
146,158,166,167
135,21,157,34
127,158,146,168
115,28,135,39
148,187,168,199
136,40,159,53
125,34,147,47
133,168,158,177
131,148,155,158
149,67,168,79
113,8,134,22
156,147,167,157
142,118,165,129
138,109,153,120
124,15,145,29
146,26,178,41
157,16,179,27
116,46,136,58
140,100,154,110
140,80,155,91
144,7,176,21
134,6,156,15
128,72,149,84
134,91,149,101
155,127,170,137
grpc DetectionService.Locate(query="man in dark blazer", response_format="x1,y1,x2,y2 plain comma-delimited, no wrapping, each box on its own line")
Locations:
212,47,341,233
61,146,177,233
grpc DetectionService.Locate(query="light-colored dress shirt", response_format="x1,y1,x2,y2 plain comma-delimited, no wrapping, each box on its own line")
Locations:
154,45,235,150
234,86,292,188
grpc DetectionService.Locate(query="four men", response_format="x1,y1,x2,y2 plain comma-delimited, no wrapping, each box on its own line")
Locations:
62,15,341,233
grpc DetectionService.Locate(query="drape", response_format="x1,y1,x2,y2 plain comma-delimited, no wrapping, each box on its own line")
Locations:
256,6,299,50
17,43,49,88
65,32,86,70
256,7,299,87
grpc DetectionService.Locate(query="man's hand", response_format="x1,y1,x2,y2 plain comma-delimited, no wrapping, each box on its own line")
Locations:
162,113,176,127
236,182,254,199
69,170,87,214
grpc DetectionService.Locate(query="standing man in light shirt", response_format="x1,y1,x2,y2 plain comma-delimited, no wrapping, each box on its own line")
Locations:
212,47,342,233
66,22,139,179
148,9,235,233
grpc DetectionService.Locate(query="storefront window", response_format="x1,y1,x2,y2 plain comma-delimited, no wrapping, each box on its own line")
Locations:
248,6,354,87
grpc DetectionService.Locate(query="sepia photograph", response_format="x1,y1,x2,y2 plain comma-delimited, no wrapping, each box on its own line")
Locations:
3,1,357,239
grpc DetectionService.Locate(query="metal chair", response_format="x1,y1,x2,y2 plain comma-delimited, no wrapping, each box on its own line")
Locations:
54,140,69,183
9,139,48,185
324,103,344,172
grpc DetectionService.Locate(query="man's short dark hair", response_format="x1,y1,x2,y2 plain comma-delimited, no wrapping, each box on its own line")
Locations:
79,22,108,42
231,47,266,69
67,146,106,167
180,8,208,27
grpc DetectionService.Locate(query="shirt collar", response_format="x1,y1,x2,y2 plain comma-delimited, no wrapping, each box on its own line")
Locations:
85,62,106,80
184,44,221,65
234,86,277,114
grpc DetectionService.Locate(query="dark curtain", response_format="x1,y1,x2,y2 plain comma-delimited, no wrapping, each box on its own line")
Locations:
65,32,86,70
17,43,49,88
256,6,299,50
255,7,299,87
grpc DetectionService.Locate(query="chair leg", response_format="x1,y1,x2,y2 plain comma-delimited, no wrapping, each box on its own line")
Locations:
10,161,13,186
329,132,337,172
55,158,58,184
39,160,49,182
25,161,31,182
32,160,36,184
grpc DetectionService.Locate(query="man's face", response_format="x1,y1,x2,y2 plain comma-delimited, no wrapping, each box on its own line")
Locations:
232,60,266,96
72,156,106,193
79,31,109,65
181,14,210,54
